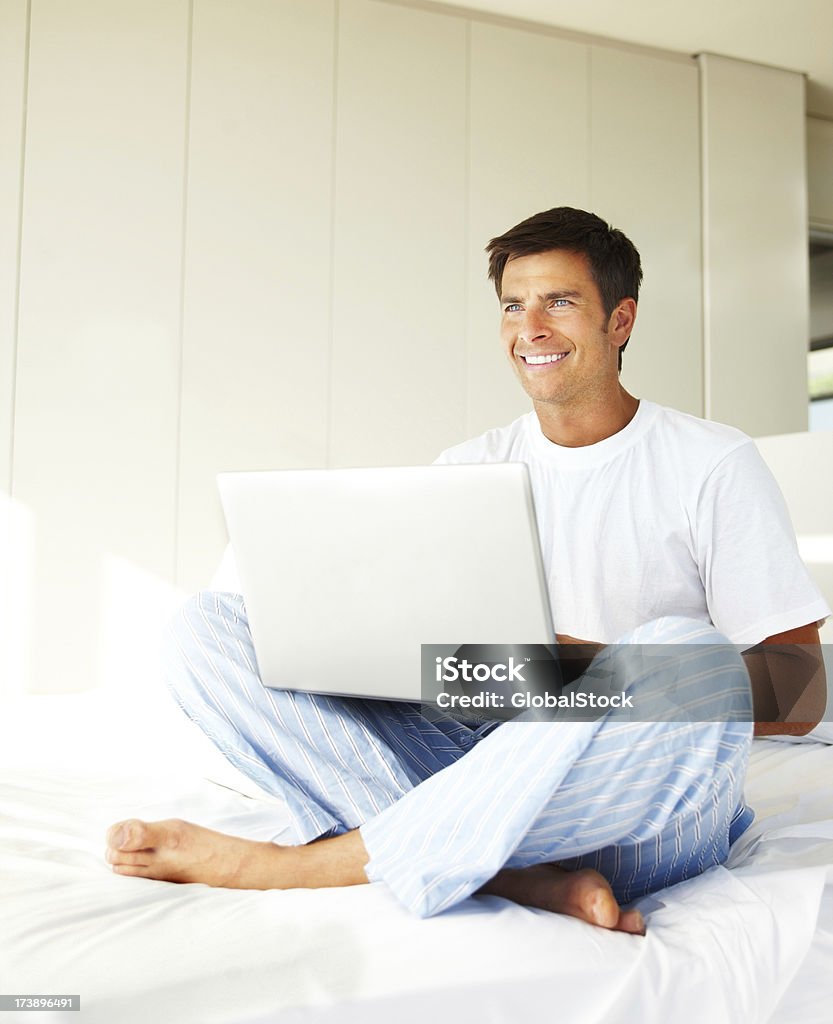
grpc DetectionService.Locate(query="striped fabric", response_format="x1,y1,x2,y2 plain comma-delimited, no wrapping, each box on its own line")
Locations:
166,593,753,918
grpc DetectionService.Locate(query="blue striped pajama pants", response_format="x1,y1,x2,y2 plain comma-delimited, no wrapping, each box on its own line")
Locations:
165,592,754,918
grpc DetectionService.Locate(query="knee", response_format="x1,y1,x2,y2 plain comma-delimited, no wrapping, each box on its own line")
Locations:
169,590,245,641
163,591,248,696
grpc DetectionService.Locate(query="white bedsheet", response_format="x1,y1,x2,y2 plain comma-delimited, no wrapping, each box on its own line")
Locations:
0,692,831,1024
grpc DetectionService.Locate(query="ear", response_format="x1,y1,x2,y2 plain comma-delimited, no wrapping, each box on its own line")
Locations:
608,298,637,347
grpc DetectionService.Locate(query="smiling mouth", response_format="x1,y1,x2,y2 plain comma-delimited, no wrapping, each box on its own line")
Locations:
520,352,568,365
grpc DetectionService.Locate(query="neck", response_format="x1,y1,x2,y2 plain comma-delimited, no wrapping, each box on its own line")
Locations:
533,387,640,447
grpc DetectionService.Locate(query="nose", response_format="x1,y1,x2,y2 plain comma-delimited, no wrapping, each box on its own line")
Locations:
518,308,551,345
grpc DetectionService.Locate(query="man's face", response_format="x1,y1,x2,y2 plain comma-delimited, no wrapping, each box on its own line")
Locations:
499,249,626,409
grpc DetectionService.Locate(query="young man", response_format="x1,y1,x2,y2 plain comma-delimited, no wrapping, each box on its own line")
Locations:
106,208,828,934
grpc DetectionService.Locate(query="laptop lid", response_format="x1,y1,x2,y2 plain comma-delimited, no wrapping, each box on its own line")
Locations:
217,463,555,701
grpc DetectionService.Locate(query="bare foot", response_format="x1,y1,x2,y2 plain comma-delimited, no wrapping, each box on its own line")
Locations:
105,818,367,889
106,821,644,935
479,864,646,935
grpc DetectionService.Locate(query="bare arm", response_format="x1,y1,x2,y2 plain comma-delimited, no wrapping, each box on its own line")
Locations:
557,623,827,736
743,623,826,737
554,634,605,685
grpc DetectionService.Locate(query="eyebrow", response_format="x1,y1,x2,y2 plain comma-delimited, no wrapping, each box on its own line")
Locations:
500,289,583,305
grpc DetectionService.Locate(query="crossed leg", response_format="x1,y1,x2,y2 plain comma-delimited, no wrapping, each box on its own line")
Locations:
105,820,646,933
106,595,752,931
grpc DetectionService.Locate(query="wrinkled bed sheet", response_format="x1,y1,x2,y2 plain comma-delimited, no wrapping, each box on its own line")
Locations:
0,690,831,1024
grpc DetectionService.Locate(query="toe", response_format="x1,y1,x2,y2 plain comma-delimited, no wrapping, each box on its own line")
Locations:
106,821,128,848
112,864,153,878
587,888,620,929
617,909,646,936
107,818,150,852
106,847,149,867
571,870,619,928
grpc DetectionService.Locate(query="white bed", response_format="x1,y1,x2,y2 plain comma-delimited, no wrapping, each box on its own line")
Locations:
1,683,832,1024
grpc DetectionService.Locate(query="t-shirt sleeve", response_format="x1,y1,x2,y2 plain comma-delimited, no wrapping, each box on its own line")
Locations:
695,441,830,647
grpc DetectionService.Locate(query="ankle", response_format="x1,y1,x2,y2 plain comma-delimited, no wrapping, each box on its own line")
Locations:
295,830,370,889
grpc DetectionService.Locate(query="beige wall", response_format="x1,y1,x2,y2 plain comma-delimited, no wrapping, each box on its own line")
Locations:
0,0,28,697
699,54,809,437
0,0,814,693
808,116,833,231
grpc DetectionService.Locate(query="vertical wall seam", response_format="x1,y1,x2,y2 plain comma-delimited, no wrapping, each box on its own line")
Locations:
798,74,811,433
462,17,470,437
173,0,194,585
9,0,32,499
325,0,340,468
587,42,592,205
697,54,711,420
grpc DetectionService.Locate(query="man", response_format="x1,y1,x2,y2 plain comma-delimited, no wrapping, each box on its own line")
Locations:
106,208,828,934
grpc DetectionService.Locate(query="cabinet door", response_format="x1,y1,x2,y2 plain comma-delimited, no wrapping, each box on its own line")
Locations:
467,22,589,438
14,0,189,693
0,0,28,698
591,45,702,417
330,0,467,467
700,54,808,436
178,0,335,591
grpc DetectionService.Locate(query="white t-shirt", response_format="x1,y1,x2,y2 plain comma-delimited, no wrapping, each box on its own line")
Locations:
434,400,830,647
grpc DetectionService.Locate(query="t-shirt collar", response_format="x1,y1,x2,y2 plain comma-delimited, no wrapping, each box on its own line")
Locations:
526,400,659,468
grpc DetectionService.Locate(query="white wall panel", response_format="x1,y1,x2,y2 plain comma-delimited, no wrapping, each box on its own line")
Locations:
466,23,589,439
330,0,467,465
0,0,28,698
807,116,833,230
700,54,808,436
178,0,335,591
14,0,188,692
0,0,26,497
591,47,702,416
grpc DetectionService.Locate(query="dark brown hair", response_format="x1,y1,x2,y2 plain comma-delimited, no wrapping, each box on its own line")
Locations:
486,207,643,370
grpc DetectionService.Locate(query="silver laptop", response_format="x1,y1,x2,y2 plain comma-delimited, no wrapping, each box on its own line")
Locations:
217,463,555,701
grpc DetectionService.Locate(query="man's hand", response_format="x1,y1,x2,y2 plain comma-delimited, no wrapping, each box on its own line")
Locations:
743,623,827,737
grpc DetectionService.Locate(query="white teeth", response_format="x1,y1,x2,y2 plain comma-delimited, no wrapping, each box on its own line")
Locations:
523,353,567,365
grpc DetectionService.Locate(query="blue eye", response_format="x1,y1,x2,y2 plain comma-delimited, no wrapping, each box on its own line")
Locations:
504,303,522,313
